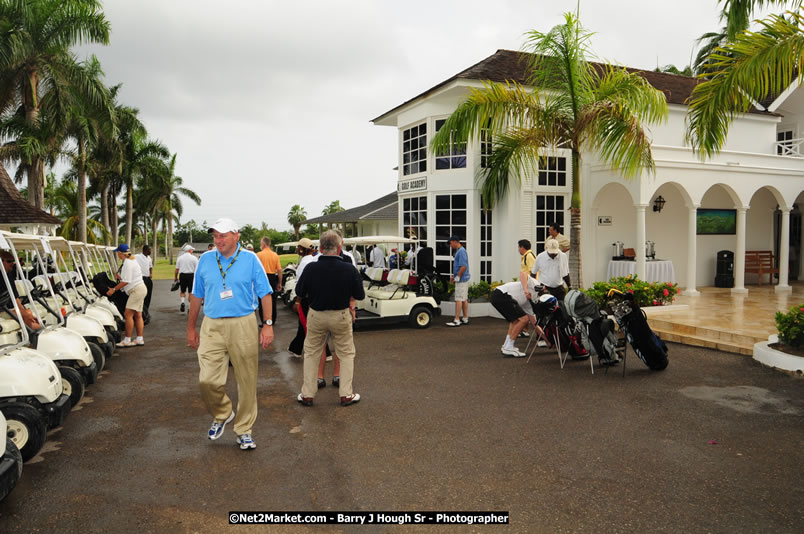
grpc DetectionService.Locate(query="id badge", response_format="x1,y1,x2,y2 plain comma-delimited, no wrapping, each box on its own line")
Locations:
220,289,233,300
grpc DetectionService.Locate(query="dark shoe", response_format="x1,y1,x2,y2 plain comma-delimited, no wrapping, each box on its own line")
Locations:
340,393,361,406
317,378,326,389
296,393,313,406
180,302,185,312
332,376,340,387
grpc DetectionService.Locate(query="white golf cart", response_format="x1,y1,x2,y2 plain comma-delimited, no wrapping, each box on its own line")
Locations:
0,237,70,462
32,237,115,366
3,233,98,407
0,411,22,502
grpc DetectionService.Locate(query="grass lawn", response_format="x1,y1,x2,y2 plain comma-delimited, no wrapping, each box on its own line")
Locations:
152,254,299,280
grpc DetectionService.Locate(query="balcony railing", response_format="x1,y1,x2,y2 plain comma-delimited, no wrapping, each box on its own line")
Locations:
776,138,804,157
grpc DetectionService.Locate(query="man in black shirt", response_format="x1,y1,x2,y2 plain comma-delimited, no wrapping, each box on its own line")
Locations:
294,230,365,407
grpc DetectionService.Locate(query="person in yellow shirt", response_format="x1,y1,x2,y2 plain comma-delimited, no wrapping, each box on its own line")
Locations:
257,236,283,326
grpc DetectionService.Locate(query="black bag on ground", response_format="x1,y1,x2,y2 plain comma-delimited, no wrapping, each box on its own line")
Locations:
587,316,620,366
619,300,668,371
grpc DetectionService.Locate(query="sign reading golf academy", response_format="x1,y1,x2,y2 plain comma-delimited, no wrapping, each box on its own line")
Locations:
398,176,427,193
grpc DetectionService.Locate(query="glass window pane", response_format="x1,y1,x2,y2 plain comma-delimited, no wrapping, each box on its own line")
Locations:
453,226,466,240
436,212,449,224
435,119,445,131
436,195,449,209
404,129,410,141
558,175,566,187
420,123,426,134
419,148,426,161
420,197,427,210
453,211,467,225
404,164,411,175
452,156,466,168
452,195,466,209
547,196,554,210
436,158,450,170
487,243,492,255
420,161,426,172
419,212,427,225
403,213,411,225
557,196,564,209
558,158,566,171
537,212,545,226
403,198,411,210
536,195,545,210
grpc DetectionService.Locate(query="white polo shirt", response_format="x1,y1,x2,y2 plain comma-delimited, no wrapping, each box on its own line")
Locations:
134,253,152,277
295,254,318,280
176,252,198,274
496,278,539,316
120,258,144,294
531,250,569,287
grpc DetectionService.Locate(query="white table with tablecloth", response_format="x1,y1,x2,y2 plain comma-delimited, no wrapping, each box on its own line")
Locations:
606,260,676,283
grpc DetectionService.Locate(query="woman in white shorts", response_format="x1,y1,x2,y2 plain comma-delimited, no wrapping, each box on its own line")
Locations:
107,244,147,347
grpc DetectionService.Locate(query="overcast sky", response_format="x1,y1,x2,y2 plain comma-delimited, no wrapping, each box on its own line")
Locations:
72,0,742,231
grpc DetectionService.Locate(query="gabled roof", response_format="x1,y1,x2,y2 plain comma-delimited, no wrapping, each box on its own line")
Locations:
304,192,398,224
0,164,62,227
372,49,769,124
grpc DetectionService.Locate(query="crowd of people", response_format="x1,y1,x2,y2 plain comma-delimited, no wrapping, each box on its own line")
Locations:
98,218,570,452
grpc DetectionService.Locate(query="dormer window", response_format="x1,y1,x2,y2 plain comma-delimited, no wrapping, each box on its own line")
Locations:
403,123,427,176
434,119,467,169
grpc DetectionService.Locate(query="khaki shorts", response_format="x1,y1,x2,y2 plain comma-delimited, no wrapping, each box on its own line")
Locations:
125,283,147,312
454,281,469,302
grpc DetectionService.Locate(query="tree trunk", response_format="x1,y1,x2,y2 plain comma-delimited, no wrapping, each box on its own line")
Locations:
111,198,119,246
151,217,159,263
78,143,88,244
569,150,582,289
168,216,174,265
101,183,110,244
125,184,134,245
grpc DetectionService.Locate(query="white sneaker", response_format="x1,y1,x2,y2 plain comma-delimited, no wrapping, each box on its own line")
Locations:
135,338,144,346
461,318,469,324
446,320,462,327
537,340,548,348
502,347,527,358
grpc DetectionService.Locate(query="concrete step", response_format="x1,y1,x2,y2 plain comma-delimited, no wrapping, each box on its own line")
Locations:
651,327,754,356
648,318,765,348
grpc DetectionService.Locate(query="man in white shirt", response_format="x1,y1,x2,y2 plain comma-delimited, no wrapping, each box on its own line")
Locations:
490,277,541,357
531,238,570,303
134,245,153,324
175,245,199,312
370,245,385,268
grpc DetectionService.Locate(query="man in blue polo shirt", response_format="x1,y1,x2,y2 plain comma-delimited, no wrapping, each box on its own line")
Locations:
186,217,273,451
446,235,470,326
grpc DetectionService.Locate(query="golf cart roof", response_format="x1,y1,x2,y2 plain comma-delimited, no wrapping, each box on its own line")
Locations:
0,231,48,250
275,240,320,248
342,235,418,245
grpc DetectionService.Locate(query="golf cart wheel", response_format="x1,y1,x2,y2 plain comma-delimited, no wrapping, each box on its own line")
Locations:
2,403,46,462
409,305,433,329
58,366,85,407
87,342,105,373
5,437,22,477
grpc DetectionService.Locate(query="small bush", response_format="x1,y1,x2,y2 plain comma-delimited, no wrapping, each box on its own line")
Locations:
775,304,804,349
584,275,679,309
468,281,492,302
434,279,454,299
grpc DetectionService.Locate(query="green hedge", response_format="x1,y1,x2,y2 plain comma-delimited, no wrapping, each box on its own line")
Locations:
775,304,804,349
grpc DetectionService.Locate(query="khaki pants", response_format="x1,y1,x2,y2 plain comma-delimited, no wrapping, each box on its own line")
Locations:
197,315,258,436
301,309,356,399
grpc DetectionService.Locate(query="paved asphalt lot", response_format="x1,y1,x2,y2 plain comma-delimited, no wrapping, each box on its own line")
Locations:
1,280,802,533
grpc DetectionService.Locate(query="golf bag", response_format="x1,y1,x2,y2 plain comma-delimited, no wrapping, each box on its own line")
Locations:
564,290,620,366
608,292,668,371
532,294,588,359
91,272,128,316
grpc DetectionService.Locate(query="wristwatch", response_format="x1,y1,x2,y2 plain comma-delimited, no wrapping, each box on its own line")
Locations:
263,319,273,326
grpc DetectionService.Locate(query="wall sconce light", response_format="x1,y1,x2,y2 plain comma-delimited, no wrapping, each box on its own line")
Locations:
653,195,666,213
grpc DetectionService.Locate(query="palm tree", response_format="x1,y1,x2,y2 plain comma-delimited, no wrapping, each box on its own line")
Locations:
140,153,200,263
0,0,111,209
322,199,345,231
686,10,804,157
49,177,109,243
63,56,116,244
430,13,668,287
719,0,800,40
287,204,306,239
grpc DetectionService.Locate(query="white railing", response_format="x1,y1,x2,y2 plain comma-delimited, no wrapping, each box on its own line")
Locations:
776,138,804,157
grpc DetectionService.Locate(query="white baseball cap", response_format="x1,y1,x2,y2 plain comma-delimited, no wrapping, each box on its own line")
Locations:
208,217,239,234
545,238,560,253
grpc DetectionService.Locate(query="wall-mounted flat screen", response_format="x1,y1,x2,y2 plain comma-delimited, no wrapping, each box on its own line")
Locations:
696,208,737,235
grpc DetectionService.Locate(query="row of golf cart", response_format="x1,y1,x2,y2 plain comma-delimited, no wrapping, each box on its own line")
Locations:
0,232,127,502
276,236,442,329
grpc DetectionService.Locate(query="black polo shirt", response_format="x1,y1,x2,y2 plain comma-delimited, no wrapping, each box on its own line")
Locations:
294,255,365,311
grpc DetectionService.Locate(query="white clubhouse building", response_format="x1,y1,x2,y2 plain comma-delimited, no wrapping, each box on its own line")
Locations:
372,50,804,295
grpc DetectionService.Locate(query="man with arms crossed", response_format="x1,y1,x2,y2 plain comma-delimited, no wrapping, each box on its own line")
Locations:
295,230,364,407
186,218,274,450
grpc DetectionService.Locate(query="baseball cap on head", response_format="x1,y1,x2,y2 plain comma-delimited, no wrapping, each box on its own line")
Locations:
298,238,314,249
208,217,239,234
447,235,461,243
113,244,130,253
545,239,560,253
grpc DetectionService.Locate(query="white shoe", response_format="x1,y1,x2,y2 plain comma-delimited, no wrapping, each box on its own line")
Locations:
446,320,462,327
461,318,469,324
502,347,526,357
537,340,548,348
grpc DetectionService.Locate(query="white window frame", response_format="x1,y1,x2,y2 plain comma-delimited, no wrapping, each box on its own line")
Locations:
402,122,427,176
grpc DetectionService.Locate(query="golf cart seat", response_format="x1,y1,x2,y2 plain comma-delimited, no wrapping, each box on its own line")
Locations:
364,267,388,289
365,269,410,300
0,310,22,334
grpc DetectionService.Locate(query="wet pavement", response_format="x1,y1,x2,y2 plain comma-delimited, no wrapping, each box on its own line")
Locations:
1,280,802,533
